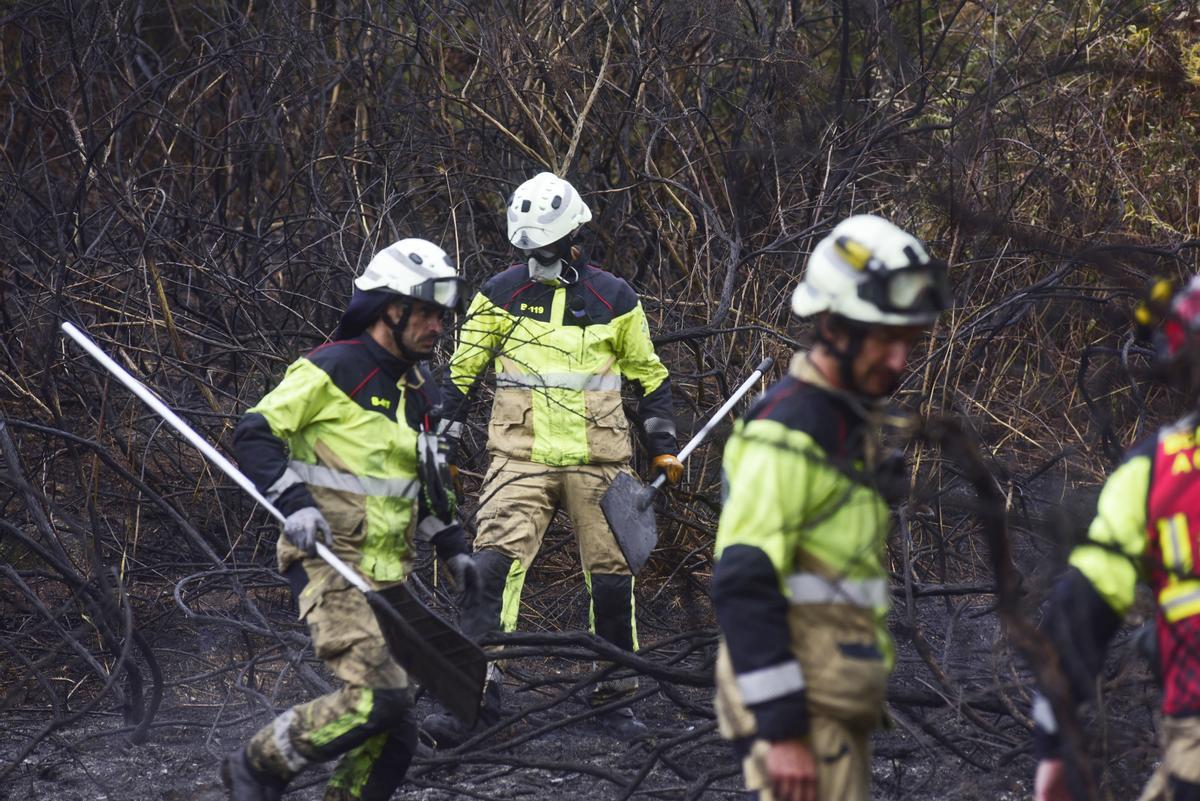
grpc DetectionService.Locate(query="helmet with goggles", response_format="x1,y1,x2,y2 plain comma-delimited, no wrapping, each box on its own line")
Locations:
791,215,949,326
507,172,592,251
356,238,466,313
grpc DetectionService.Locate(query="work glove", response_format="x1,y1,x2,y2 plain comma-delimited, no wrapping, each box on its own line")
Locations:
282,506,332,556
651,454,684,486
427,521,480,606
444,553,481,608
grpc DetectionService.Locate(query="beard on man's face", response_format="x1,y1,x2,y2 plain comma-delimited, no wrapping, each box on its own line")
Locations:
855,365,903,398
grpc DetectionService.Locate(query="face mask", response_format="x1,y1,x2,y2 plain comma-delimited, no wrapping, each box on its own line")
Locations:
525,253,561,287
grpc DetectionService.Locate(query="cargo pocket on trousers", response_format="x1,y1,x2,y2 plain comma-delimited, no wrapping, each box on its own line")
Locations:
305,585,375,662
585,391,632,463
806,640,888,726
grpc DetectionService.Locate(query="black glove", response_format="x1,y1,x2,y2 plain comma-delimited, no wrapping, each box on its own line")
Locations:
282,506,332,556
428,522,479,605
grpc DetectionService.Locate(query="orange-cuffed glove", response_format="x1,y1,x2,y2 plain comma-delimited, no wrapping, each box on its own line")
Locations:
652,454,684,486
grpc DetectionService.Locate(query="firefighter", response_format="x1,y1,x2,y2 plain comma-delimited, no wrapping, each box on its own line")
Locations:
421,172,682,745
220,238,479,801
711,215,949,801
1031,278,1200,801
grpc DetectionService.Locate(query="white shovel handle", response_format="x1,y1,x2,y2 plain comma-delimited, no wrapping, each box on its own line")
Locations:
60,321,370,594
650,356,774,490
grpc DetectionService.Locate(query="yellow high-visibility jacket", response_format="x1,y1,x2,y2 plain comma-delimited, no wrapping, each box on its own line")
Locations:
712,354,894,742
445,263,676,465
235,335,457,582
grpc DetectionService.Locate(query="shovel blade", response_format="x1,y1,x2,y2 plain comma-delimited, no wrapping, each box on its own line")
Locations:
367,584,487,726
601,471,658,575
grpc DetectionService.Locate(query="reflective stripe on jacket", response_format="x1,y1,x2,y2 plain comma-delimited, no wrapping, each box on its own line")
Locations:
711,353,893,742
445,263,675,466
234,335,444,582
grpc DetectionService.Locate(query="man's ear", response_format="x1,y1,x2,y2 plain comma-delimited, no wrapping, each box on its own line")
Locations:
816,313,839,343
384,301,404,325
814,313,855,352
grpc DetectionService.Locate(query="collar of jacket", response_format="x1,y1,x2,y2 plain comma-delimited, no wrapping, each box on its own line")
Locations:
355,333,419,384
787,352,892,410
789,351,889,413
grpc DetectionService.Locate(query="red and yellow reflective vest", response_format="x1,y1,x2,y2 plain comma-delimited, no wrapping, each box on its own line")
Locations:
1067,412,1200,715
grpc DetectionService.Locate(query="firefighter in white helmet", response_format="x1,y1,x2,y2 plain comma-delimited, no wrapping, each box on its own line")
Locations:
423,173,682,745
712,215,948,801
223,238,478,801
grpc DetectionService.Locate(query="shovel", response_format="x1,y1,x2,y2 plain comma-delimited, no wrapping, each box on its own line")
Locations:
604,357,774,574
61,322,487,725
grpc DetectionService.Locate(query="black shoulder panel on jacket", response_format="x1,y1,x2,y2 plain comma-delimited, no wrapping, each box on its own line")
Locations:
579,265,638,318
305,339,376,395
1124,431,1158,465
480,265,535,308
303,338,403,423
744,377,861,461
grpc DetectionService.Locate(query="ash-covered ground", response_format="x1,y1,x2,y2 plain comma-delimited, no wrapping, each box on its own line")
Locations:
1,515,1161,801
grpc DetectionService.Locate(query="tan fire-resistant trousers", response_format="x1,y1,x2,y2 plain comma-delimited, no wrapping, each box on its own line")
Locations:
1137,715,1200,801
737,718,872,801
246,564,415,801
473,456,638,697
474,456,634,577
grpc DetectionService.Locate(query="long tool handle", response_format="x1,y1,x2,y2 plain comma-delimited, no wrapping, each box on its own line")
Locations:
60,321,370,594
648,356,775,491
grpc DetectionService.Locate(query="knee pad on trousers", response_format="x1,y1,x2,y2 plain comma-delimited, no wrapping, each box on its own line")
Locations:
1171,775,1200,801
461,549,513,642
591,573,634,651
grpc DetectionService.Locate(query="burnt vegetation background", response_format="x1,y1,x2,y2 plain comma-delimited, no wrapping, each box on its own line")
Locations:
3,0,1200,799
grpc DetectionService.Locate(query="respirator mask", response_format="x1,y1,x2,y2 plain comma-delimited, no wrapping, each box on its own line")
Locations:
523,241,573,284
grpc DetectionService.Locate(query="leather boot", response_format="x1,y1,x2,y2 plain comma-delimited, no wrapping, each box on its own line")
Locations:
421,672,504,748
423,550,513,748
458,549,514,641
220,748,288,801
589,574,648,737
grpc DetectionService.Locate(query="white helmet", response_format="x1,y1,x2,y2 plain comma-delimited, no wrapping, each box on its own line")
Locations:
507,172,592,249
791,215,949,326
355,238,465,312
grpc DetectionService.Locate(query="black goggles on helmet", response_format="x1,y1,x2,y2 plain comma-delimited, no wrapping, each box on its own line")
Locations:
851,243,950,316
407,276,467,313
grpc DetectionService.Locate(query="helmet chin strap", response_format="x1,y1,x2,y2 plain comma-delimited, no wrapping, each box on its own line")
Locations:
384,302,429,365
816,317,869,396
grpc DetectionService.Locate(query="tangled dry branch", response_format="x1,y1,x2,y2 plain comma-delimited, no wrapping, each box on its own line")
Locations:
4,0,1199,797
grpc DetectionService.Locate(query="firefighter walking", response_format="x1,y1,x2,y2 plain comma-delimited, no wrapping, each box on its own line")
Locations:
422,172,683,744
711,215,949,801
1031,278,1200,800
221,238,478,801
